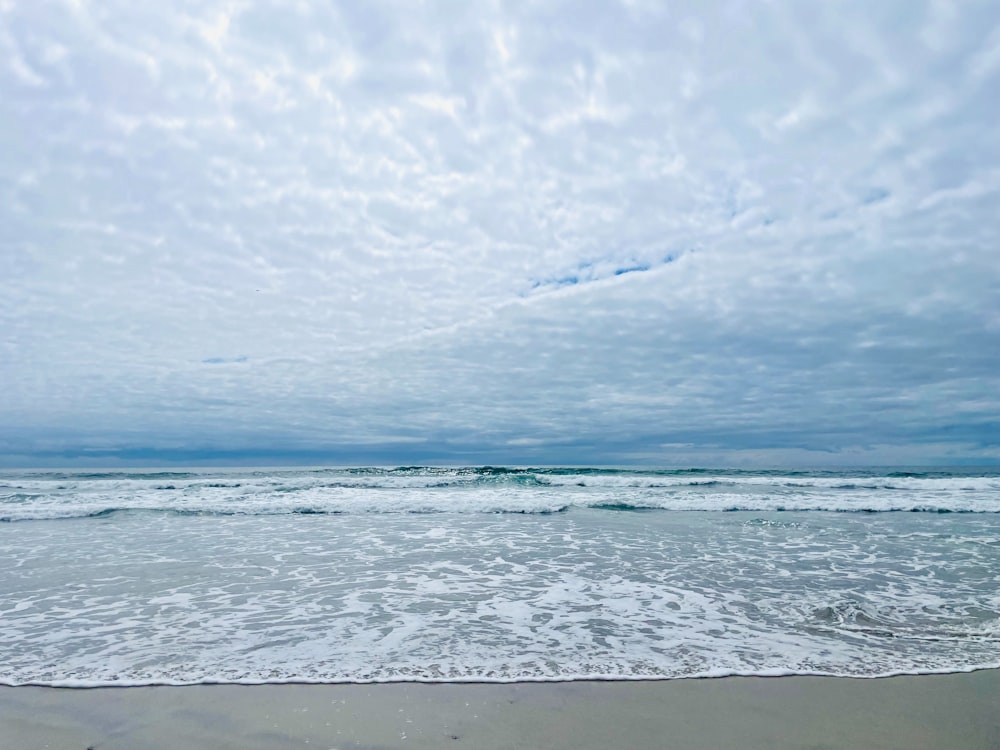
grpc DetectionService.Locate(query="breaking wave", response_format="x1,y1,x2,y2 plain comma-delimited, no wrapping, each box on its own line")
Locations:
1,466,999,521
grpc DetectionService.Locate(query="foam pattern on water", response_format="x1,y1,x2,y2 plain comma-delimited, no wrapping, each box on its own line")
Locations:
1,506,997,686
2,467,999,520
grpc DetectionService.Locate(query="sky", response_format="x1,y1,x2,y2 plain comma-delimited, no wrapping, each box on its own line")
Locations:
2,0,999,468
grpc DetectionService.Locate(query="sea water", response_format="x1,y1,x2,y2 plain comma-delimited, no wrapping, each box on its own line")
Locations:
1,467,998,686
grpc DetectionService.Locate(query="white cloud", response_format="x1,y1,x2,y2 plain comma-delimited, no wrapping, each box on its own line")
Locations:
0,0,998,466
969,24,1000,82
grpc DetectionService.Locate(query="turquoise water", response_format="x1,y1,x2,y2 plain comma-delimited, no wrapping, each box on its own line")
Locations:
1,467,998,685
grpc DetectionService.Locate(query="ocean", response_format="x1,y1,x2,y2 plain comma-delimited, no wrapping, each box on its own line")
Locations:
1,466,998,686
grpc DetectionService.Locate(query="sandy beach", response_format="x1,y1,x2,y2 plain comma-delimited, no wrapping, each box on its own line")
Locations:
2,670,998,750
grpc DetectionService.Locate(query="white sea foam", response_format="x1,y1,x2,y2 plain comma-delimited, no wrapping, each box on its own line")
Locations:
1,493,998,686
2,467,999,521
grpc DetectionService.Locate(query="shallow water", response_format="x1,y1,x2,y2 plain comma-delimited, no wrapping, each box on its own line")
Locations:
1,467,998,685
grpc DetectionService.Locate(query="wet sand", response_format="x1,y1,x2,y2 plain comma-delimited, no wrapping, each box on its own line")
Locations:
2,670,999,750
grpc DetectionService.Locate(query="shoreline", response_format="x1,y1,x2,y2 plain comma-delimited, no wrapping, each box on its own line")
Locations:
4,661,1000,689
2,670,999,749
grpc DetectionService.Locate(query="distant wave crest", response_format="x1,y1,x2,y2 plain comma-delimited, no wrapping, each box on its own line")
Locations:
2,466,999,521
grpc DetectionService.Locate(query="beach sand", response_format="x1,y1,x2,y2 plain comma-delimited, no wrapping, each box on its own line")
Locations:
2,671,998,750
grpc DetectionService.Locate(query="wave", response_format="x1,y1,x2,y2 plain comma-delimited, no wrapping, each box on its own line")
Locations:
6,662,1000,689
2,466,999,521
5,467,998,492
2,500,997,523
11,471,203,481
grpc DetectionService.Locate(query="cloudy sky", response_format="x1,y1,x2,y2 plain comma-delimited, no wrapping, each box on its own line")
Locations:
2,0,999,467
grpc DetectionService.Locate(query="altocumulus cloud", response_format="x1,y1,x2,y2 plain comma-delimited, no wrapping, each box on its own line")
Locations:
1,0,999,467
